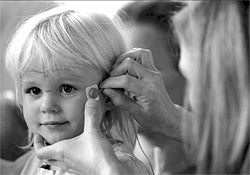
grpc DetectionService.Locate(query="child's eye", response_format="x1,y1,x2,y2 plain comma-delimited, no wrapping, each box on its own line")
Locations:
61,84,77,94
25,87,42,96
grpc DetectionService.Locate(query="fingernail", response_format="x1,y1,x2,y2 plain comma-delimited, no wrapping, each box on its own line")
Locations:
103,89,113,97
102,89,108,95
86,85,99,101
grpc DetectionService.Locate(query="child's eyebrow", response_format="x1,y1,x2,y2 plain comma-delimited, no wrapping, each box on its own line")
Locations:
24,70,49,78
22,81,38,88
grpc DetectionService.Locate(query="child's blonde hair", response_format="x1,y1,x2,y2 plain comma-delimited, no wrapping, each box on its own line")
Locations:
174,1,249,174
5,5,136,150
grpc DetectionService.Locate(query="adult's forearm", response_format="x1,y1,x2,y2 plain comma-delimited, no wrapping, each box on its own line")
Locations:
95,148,127,175
98,161,124,175
158,104,196,144
160,105,197,163
155,103,183,142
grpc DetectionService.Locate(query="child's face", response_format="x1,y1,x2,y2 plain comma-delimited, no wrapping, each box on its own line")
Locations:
22,64,103,144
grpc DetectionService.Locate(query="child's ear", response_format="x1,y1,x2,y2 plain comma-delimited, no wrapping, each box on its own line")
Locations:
102,93,113,111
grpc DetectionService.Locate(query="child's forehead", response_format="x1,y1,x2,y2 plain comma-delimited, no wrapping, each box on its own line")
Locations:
23,63,104,82
23,69,78,80
22,51,106,82
22,66,104,90
24,66,94,77
26,56,94,73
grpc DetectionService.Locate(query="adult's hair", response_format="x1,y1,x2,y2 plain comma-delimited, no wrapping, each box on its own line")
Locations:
174,1,249,173
115,0,185,70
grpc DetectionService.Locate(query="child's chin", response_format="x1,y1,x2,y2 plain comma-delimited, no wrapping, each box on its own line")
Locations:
42,131,83,145
44,134,78,145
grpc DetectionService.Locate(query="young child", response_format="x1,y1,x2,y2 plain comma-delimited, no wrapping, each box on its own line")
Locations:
4,5,151,175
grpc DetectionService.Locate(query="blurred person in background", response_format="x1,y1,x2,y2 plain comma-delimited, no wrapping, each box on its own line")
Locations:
173,1,249,173
101,0,249,173
114,1,194,174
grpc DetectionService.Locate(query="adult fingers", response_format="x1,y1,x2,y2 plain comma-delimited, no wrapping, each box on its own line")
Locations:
84,85,102,132
100,74,147,97
34,133,46,151
110,57,149,79
34,134,63,160
114,48,157,71
102,88,141,114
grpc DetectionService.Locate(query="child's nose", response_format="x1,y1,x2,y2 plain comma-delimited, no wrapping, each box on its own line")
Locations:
40,93,59,113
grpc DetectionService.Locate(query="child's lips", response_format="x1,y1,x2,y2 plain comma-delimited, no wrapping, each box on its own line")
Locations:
41,121,69,128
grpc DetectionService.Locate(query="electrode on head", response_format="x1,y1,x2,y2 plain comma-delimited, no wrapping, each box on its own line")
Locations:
86,84,99,100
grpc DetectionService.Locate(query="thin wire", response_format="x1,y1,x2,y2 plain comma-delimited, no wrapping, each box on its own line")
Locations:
129,116,155,175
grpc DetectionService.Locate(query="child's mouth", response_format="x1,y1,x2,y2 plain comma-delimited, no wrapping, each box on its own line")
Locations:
41,121,69,129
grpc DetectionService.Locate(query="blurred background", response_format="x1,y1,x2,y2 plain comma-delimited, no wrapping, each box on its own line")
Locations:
0,1,57,93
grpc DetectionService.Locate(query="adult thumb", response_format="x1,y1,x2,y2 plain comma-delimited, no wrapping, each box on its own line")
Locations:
84,85,102,132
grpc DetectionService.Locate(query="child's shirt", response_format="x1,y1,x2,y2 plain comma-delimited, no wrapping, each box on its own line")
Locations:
20,150,72,175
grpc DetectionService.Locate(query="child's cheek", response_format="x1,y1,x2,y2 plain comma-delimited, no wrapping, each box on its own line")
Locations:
23,103,39,132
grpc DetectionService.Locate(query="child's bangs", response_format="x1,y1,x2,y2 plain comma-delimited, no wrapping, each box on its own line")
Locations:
21,37,60,75
21,28,91,76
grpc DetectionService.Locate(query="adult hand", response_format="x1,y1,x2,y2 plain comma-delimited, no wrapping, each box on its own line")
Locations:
34,85,123,175
101,48,182,141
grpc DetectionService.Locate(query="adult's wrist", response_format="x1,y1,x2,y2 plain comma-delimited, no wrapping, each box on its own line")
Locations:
159,104,183,142
100,161,125,175
95,151,124,175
